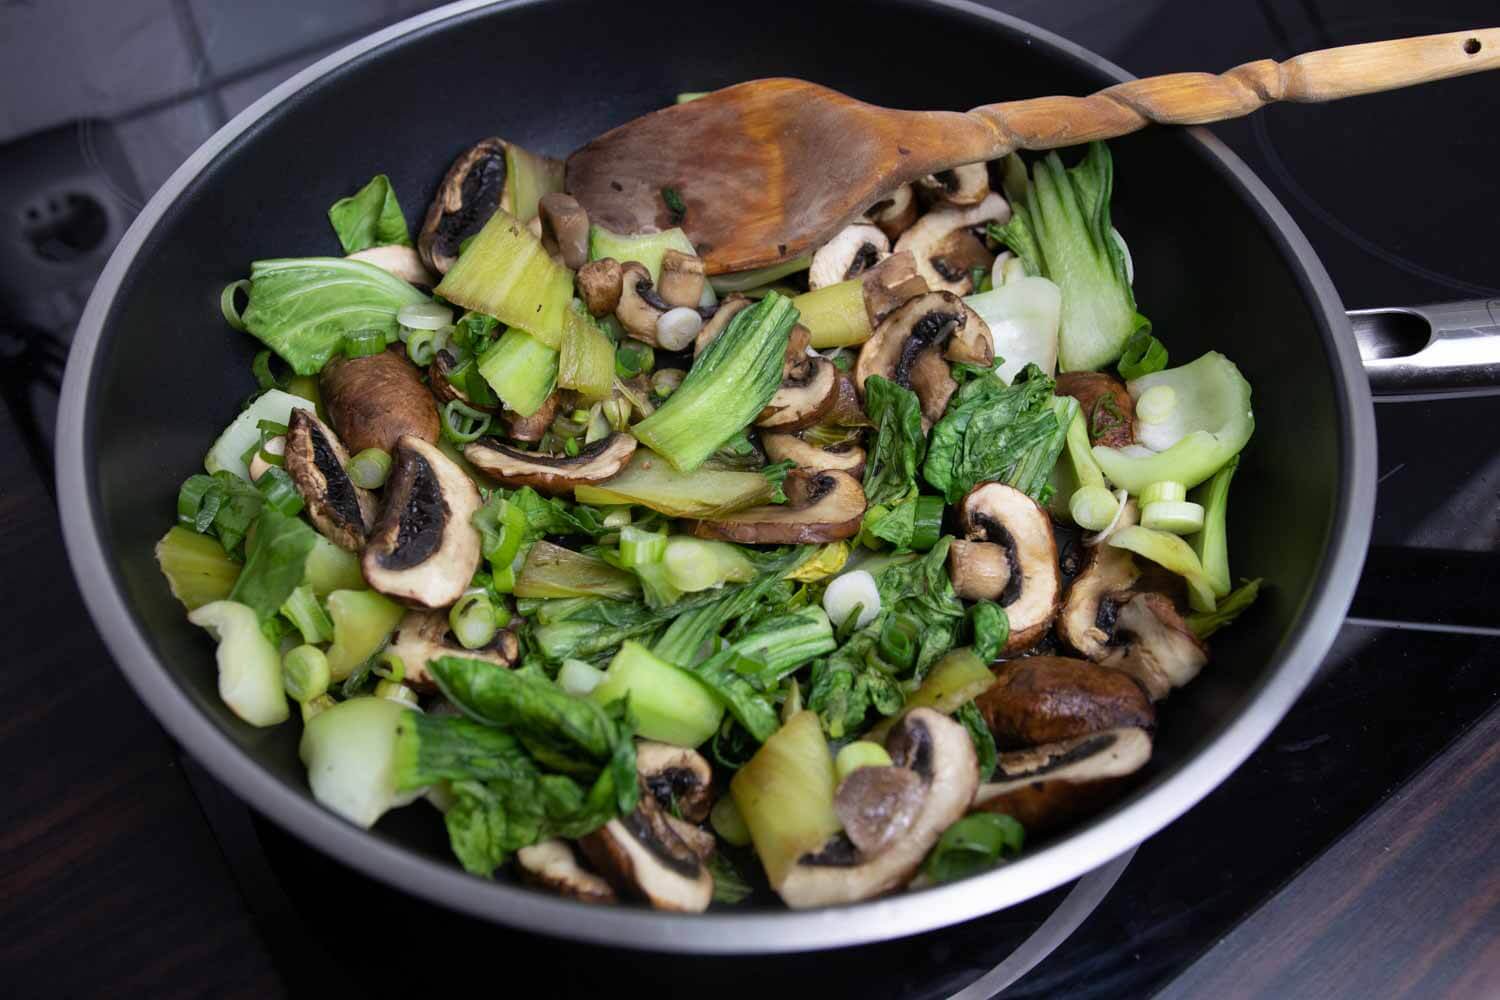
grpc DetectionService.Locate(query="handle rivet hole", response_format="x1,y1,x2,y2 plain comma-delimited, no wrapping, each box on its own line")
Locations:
1463,37,1481,55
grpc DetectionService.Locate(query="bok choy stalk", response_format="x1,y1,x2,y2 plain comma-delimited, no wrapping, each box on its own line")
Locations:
301,696,414,827
730,709,841,888
573,449,776,518
156,526,240,610
988,142,1148,372
477,328,559,418
631,292,799,472
435,209,573,347
556,302,616,401
1186,578,1262,639
327,174,411,253
963,269,1062,383
203,388,315,480
514,541,640,600
238,258,427,374
1189,454,1238,597
591,641,724,747
187,600,290,727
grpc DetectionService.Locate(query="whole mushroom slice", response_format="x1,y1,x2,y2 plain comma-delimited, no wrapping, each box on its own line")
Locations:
463,433,636,496
384,608,517,690
894,192,1011,295
694,293,753,356
971,727,1152,835
762,433,866,478
346,245,436,288
854,290,994,428
417,137,562,274
777,708,978,908
692,469,866,544
517,839,618,903
756,356,839,432
659,249,707,308
362,435,482,609
864,183,919,243
975,656,1155,750
321,348,440,454
615,261,672,345
916,162,990,207
959,483,1062,654
283,409,377,552
1057,532,1142,660
1098,593,1209,700
537,192,590,270
636,742,715,823
860,251,929,329
808,223,891,290
1055,372,1135,448
576,788,714,912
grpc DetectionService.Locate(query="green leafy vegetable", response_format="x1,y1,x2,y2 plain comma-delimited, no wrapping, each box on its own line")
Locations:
177,470,264,555
968,601,1009,663
1117,328,1168,381
592,641,724,747
956,701,998,782
861,375,926,509
988,143,1147,372
1186,578,1262,639
707,852,755,904
327,174,411,253
239,257,427,375
514,541,640,600
923,813,1024,883
652,548,811,667
225,510,318,622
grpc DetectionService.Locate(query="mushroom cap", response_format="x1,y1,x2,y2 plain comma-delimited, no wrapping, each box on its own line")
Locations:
576,788,714,912
777,708,978,909
959,483,1063,653
865,183,919,243
418,137,510,275
694,293,753,356
975,656,1155,750
576,257,624,318
537,192,590,270
692,469,866,544
516,838,617,904
361,435,483,609
947,539,1013,603
916,162,991,207
636,741,715,823
499,389,560,444
1099,593,1209,700
859,250,929,329
1055,372,1135,449
761,433,866,478
320,348,441,455
756,356,839,433
833,765,925,856
808,223,890,291
854,290,993,429
463,432,636,496
1058,537,1142,660
972,727,1152,835
384,608,516,690
893,193,1011,295
283,409,377,552
658,248,707,309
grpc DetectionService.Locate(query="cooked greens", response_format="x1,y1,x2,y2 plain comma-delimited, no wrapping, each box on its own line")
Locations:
328,174,412,253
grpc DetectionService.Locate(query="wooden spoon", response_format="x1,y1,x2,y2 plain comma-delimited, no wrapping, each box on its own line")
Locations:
566,28,1499,275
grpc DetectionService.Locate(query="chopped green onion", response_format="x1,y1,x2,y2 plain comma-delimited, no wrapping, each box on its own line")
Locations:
651,368,685,397
1141,499,1206,534
1136,384,1177,424
406,329,439,366
602,507,632,529
823,570,880,631
280,584,333,644
373,650,405,682
835,741,894,782
1141,480,1187,506
615,340,656,378
342,327,387,358
375,679,420,707
473,494,528,575
877,612,922,670
282,645,331,703
1069,484,1120,531
923,813,1025,883
558,658,606,697
618,524,668,567
397,301,453,331
220,279,251,331
909,495,945,551
255,466,305,516
1118,329,1169,381
441,399,491,444
448,591,500,649
251,350,291,391
563,436,580,457
346,448,392,489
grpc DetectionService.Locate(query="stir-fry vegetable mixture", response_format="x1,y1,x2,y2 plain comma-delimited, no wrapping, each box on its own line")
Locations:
159,112,1261,910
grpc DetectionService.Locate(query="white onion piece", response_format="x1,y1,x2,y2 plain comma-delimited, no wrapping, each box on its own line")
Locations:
1083,489,1132,547
823,570,881,629
656,307,704,350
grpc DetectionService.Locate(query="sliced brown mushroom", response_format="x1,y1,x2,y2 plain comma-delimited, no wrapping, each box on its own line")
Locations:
516,839,618,903
417,138,561,274
1055,372,1135,448
761,433,866,478
1057,517,1142,660
321,348,440,454
756,356,839,432
361,435,482,609
615,261,672,344
916,162,990,207
283,409,378,552
975,656,1155,750
463,432,636,495
777,709,977,908
693,469,866,544
854,291,993,428
346,245,436,288
659,249,707,308
576,257,624,317
971,727,1152,835
636,742,715,823
1099,593,1209,700
784,322,812,373
500,389,560,444
576,785,714,912
893,193,1010,295
860,250,929,328
694,293,753,356
537,192,590,269
947,539,1012,603
383,608,517,690
959,483,1062,654
865,183,919,243
808,223,891,290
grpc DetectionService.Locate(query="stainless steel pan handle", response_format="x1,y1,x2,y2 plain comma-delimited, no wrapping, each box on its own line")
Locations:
1351,299,1500,400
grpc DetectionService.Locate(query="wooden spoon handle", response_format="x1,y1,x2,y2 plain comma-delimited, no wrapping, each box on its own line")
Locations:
966,28,1500,156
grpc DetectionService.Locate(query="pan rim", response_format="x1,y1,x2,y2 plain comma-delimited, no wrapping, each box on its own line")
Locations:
56,0,1376,953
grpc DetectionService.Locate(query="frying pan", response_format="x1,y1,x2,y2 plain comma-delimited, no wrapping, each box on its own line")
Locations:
55,0,1499,954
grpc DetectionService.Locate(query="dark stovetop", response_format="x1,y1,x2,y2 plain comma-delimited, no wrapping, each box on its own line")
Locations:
3,1,1497,997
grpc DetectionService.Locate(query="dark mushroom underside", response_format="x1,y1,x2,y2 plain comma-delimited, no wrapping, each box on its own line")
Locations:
430,144,507,266
376,450,449,571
